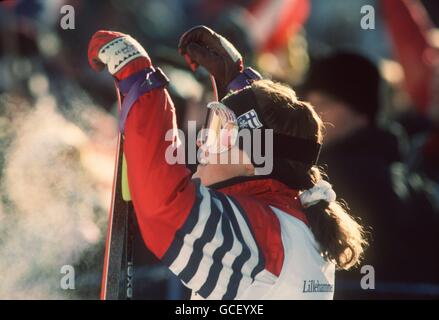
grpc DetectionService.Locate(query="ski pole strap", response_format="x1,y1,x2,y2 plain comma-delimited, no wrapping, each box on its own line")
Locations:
227,67,263,93
117,67,170,133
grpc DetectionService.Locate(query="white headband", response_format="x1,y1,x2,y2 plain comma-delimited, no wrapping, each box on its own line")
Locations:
299,180,336,208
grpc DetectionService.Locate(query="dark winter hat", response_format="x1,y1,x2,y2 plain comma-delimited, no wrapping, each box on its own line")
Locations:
221,87,321,166
303,51,381,122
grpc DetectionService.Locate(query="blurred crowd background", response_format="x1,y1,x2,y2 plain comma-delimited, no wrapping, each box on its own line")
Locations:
0,0,438,299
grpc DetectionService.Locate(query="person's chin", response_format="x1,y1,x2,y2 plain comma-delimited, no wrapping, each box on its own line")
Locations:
192,165,202,180
193,165,211,186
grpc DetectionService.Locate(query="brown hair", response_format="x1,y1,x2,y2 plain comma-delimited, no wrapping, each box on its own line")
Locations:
251,79,367,270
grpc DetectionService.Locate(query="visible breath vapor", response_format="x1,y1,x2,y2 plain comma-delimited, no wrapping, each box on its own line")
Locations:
0,97,116,299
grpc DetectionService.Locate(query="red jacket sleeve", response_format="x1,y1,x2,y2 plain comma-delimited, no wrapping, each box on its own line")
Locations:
123,88,196,259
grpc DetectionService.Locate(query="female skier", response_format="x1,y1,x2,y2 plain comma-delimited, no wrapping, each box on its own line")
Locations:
88,26,367,300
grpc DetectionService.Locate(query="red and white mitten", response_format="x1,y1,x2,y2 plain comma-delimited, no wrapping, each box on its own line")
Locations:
88,30,151,80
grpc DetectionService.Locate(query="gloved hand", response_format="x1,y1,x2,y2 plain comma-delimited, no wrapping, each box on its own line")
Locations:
88,30,151,81
178,25,244,98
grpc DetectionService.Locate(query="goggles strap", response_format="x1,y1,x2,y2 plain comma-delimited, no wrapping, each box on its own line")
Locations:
238,130,321,167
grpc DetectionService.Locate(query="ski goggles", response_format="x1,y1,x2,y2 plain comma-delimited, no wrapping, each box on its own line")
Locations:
198,101,239,155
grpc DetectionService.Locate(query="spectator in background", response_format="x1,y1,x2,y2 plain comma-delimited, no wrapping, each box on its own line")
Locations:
303,52,439,299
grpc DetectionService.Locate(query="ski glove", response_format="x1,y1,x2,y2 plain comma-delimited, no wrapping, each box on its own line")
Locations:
178,25,244,98
88,30,151,80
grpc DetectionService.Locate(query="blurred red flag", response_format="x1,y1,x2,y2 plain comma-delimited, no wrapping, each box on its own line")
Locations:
246,0,310,52
382,0,439,113
0,1,17,9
